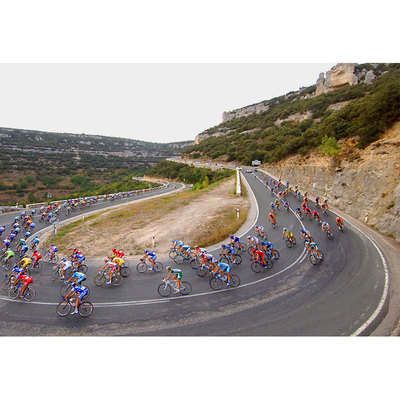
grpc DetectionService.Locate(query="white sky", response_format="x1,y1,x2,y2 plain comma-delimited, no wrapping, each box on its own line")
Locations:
0,63,333,143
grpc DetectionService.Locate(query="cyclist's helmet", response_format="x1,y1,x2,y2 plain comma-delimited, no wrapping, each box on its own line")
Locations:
166,266,171,271
229,235,234,239
144,249,149,253
112,248,116,252
195,246,200,249
300,229,305,234
221,244,226,248
62,258,67,262
283,228,287,232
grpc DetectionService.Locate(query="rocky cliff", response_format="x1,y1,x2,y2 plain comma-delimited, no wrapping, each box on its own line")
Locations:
264,122,400,240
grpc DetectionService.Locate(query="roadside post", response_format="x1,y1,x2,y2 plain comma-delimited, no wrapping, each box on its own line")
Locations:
236,208,240,219
53,223,57,240
152,235,155,248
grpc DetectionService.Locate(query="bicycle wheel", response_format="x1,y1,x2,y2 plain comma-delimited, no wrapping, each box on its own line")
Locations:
209,277,223,290
157,283,171,297
3,259,11,271
78,302,93,317
196,265,208,277
272,222,276,229
174,255,184,264
23,287,35,302
153,262,163,273
230,274,240,287
111,274,123,287
64,267,73,280
9,286,19,299
190,258,198,269
60,285,71,297
219,256,229,264
266,258,273,269
234,254,242,265
319,251,325,261
120,266,131,277
309,254,318,265
94,274,106,286
52,254,59,264
168,250,177,260
56,300,71,317
272,250,280,260
251,262,262,273
180,281,192,295
1,277,11,291
136,262,147,273
78,264,88,274
247,246,255,256
285,239,292,248
51,268,60,281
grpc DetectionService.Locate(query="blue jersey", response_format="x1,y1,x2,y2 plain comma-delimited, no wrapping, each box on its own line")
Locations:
231,236,240,242
218,262,231,273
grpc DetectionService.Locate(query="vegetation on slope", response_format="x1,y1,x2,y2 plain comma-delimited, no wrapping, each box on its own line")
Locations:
146,160,234,189
184,64,400,165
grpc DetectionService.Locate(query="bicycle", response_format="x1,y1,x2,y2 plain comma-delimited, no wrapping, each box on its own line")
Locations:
9,282,36,301
56,297,93,317
209,273,240,290
284,236,297,248
44,251,59,264
295,210,303,220
60,281,91,297
51,263,73,281
1,256,13,270
168,247,179,260
338,224,344,233
219,253,242,265
232,241,247,254
157,278,192,297
94,268,123,287
136,259,163,273
196,263,213,277
323,227,333,240
255,231,268,241
264,248,280,261
308,250,324,265
173,251,193,265
250,259,273,273
25,260,41,274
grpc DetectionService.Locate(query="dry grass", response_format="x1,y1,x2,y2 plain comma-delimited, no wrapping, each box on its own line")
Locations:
44,176,250,257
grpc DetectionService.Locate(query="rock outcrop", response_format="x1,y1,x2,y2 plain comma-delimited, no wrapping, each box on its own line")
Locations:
222,102,270,122
275,111,313,126
264,121,400,240
316,63,358,95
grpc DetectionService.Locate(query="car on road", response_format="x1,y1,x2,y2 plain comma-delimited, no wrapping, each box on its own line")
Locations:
216,163,223,167
246,169,253,173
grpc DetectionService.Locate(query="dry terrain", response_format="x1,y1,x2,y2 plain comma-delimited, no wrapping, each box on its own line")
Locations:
47,177,249,257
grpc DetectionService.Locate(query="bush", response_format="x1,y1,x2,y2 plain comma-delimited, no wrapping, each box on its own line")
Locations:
318,135,341,156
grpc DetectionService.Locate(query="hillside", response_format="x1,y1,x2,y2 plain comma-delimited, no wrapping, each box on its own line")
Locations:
183,63,400,165
0,128,193,205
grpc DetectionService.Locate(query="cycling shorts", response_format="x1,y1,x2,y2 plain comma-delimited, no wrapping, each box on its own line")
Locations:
75,287,89,299
219,264,231,273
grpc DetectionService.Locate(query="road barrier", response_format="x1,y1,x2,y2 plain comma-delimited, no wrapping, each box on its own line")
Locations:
236,169,242,196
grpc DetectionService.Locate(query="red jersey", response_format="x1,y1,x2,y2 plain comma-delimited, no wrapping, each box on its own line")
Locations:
20,275,33,284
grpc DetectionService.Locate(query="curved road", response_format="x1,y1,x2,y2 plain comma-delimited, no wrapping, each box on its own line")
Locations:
0,173,389,335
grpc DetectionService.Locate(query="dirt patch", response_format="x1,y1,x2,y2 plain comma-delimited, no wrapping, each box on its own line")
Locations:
49,177,249,257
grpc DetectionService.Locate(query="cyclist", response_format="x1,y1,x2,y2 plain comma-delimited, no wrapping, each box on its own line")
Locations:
270,202,275,212
23,230,31,240
0,226,5,236
31,250,42,270
16,238,26,252
254,226,266,239
54,258,72,279
282,228,296,245
65,271,86,287
313,210,321,224
268,212,276,226
141,249,157,269
304,206,312,218
72,251,86,269
17,273,34,298
295,207,302,218
9,232,16,242
315,196,320,207
200,253,218,268
31,236,40,250
19,244,29,259
213,261,232,285
165,266,183,292
99,259,118,284
2,237,11,250
250,247,267,266
111,248,125,259
171,240,183,251
65,284,89,315
321,221,332,235
15,255,32,271
192,245,207,258
321,202,328,213
112,256,125,274
181,244,191,259
336,216,344,229
247,236,260,251
306,241,323,258
274,198,280,210
2,248,14,265
221,244,236,263
48,244,59,262
284,201,290,211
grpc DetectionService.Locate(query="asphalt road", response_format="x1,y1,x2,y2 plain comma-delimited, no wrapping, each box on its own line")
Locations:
0,173,388,335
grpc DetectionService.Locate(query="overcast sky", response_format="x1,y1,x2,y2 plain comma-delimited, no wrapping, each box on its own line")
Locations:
0,63,333,143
